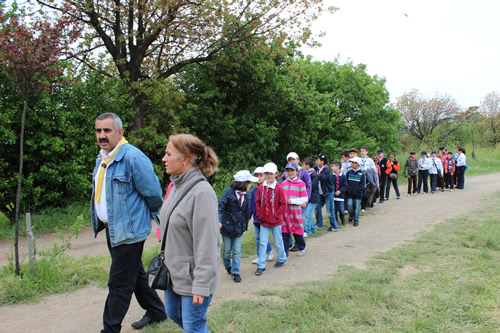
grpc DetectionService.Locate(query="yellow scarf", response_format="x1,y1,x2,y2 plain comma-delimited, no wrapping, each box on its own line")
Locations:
94,137,128,203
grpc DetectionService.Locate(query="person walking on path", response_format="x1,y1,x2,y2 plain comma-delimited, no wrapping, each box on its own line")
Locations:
403,152,418,196
92,113,167,333
429,151,444,193
443,151,456,191
249,167,274,264
455,147,467,189
385,153,401,200
314,154,338,231
255,163,288,276
219,170,257,283
417,151,432,194
377,149,392,203
160,134,220,332
302,157,319,237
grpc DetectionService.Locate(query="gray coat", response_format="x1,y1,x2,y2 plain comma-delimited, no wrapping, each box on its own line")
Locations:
160,167,220,297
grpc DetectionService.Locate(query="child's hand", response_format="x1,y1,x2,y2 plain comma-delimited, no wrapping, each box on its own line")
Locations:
218,223,222,229
300,203,307,208
335,191,341,196
287,199,292,204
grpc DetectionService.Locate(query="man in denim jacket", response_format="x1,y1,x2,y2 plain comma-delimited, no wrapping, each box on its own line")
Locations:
92,113,166,333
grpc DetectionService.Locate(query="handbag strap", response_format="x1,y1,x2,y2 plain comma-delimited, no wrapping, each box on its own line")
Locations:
160,178,205,251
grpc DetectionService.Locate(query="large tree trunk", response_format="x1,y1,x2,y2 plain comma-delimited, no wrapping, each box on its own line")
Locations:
14,99,28,276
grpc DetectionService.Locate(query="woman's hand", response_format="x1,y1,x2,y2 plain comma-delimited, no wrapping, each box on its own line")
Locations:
193,295,204,304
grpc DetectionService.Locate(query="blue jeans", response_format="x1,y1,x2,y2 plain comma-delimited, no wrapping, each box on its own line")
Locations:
222,235,242,274
303,202,317,235
164,289,212,333
258,225,287,268
347,198,361,224
254,224,272,255
334,200,345,224
417,170,429,193
314,192,338,229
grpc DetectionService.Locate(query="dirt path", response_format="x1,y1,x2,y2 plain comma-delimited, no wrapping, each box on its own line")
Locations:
1,173,498,333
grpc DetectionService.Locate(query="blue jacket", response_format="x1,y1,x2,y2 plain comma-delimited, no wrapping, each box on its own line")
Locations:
315,165,334,195
91,143,163,247
308,170,320,203
248,185,261,224
218,187,249,237
331,172,347,200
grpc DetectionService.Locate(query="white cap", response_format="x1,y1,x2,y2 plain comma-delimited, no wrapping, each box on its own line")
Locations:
286,152,299,160
252,167,264,175
349,157,362,165
233,170,258,182
262,162,278,174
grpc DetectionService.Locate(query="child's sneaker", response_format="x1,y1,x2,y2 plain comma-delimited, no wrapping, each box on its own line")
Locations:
225,266,231,275
232,274,242,283
297,246,307,256
252,257,258,264
303,232,309,238
255,268,266,276
267,249,274,261
449,189,453,192
274,260,287,268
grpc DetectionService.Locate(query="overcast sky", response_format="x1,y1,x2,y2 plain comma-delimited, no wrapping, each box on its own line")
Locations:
301,0,500,108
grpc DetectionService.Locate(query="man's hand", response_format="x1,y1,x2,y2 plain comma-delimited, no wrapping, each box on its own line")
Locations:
193,295,204,304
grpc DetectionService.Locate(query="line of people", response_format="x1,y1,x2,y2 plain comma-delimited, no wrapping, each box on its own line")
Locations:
218,146,468,284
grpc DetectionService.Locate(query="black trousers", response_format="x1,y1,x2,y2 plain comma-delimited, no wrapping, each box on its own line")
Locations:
103,230,166,333
282,232,305,257
417,170,429,193
407,175,417,194
379,177,388,201
385,177,400,198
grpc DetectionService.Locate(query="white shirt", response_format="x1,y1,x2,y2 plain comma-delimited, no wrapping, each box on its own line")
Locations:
94,144,120,222
418,157,432,171
360,156,377,172
456,153,466,167
429,157,443,175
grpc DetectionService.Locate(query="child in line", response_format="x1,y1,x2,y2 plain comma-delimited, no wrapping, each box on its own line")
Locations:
314,154,338,232
331,161,347,225
371,155,382,206
282,162,308,256
444,152,455,191
417,151,432,194
248,167,274,264
218,170,257,282
429,151,444,193
346,157,366,226
386,153,401,200
302,157,319,237
403,152,418,196
255,162,288,276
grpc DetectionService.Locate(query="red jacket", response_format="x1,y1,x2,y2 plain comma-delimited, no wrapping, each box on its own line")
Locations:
256,181,287,227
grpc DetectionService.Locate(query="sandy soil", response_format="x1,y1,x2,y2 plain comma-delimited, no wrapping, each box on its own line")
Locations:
1,173,498,333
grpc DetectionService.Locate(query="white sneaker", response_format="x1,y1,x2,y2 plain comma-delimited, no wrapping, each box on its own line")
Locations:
267,249,274,261
252,257,258,264
361,209,366,213
303,232,309,238
297,246,307,256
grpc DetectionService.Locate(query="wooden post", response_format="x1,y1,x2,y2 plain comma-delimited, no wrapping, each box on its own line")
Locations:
26,213,36,274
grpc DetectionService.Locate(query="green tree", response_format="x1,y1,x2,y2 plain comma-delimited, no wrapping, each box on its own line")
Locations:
35,0,334,132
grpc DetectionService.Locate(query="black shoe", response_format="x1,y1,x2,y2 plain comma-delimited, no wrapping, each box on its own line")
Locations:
255,268,266,276
226,266,232,275
348,218,353,223
290,245,299,252
397,196,400,199
232,274,242,282
131,315,166,330
353,222,359,227
274,260,287,268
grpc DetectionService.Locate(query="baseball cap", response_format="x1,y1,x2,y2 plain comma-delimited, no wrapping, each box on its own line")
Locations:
316,154,328,164
431,150,437,154
349,157,362,165
421,151,428,156
262,162,278,174
377,149,384,154
286,152,299,160
252,167,264,175
233,170,258,182
285,162,299,170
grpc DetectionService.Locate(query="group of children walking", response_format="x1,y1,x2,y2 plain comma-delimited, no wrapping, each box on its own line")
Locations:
218,146,467,282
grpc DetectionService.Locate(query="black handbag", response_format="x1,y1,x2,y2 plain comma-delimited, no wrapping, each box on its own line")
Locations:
147,178,205,290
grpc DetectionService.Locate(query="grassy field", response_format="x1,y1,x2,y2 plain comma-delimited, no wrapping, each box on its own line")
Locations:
146,193,500,333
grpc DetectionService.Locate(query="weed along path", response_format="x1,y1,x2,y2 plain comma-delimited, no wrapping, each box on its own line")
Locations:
1,173,499,333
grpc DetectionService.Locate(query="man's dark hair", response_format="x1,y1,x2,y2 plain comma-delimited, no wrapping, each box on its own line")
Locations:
341,151,349,158
332,161,341,168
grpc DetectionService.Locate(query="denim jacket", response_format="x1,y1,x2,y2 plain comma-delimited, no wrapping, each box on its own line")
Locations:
91,143,163,247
